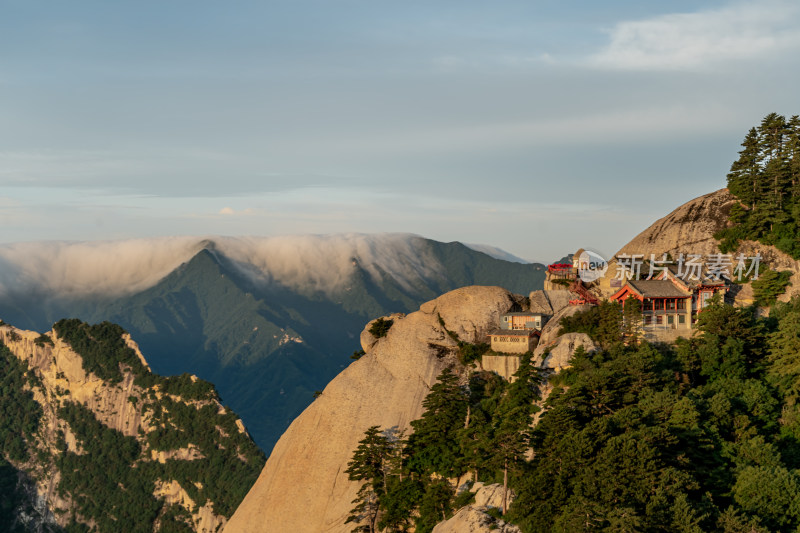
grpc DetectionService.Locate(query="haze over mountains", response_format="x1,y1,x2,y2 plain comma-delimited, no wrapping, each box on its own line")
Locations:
0,233,547,450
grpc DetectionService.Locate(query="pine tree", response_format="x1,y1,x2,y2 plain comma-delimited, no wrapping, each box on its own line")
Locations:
758,114,790,220
455,371,506,484
491,352,541,514
727,127,762,210
721,113,800,258
346,483,381,533
457,406,494,483
596,301,624,349
414,479,454,533
758,113,787,164
406,368,468,479
345,426,394,532
788,115,800,199
767,308,800,401
622,297,643,344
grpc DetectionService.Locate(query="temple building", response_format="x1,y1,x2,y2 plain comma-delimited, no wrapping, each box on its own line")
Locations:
489,311,547,354
655,265,727,315
500,312,548,330
488,329,540,354
609,266,727,341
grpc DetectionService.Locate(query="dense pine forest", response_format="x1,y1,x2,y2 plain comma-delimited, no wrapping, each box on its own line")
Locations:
718,113,800,258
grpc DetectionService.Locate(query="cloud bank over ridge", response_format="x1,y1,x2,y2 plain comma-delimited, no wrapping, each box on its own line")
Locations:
0,234,467,301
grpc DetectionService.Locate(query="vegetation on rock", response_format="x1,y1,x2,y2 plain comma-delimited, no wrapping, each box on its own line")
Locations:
717,112,800,259
0,344,43,464
369,318,394,338
752,269,793,307
0,320,266,532
437,314,491,366
558,300,625,349
346,356,540,533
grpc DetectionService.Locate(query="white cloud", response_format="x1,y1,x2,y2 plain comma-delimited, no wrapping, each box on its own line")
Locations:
590,0,800,70
215,207,256,217
0,234,452,301
0,237,205,299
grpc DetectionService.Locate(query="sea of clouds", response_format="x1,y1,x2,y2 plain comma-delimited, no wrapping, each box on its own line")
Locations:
0,233,454,301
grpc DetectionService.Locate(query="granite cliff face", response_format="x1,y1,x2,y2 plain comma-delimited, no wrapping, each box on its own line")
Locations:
0,320,264,532
224,286,517,533
618,188,737,257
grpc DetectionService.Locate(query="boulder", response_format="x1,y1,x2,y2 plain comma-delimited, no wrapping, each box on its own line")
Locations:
535,332,597,372
537,304,591,347
528,290,575,316
473,483,515,510
360,313,405,352
432,506,521,533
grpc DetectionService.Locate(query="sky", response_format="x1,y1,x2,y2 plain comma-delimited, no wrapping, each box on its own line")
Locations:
1,0,799,262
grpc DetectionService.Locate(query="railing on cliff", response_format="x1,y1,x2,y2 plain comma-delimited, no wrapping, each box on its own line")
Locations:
569,280,599,305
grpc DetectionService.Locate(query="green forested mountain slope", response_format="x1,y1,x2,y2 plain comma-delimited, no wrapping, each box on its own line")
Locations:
0,319,264,533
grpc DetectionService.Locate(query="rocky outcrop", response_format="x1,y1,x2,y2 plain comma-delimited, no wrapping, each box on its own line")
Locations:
431,506,521,533
0,325,149,438
433,483,520,533
618,188,737,258
528,290,576,316
471,482,516,510
537,304,591,347
154,480,226,533
224,286,517,533
150,445,204,463
535,333,597,372
360,313,406,352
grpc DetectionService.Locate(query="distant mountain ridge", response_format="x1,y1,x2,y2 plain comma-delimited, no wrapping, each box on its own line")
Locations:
0,234,530,302
463,243,530,263
0,234,547,450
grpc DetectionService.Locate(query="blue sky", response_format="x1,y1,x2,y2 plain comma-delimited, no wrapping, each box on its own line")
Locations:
1,0,798,261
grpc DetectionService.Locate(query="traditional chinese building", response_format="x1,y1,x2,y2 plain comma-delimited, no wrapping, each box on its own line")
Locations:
544,262,576,290
500,312,548,330
609,267,727,341
655,265,727,314
488,329,540,354
610,279,692,333
546,263,575,280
